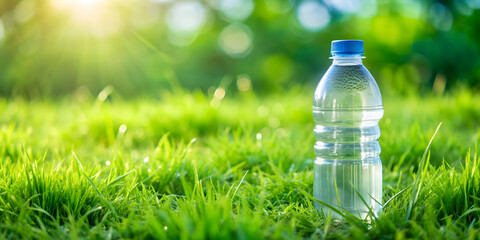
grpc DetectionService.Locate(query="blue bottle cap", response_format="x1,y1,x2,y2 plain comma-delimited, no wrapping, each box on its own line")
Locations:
331,40,364,56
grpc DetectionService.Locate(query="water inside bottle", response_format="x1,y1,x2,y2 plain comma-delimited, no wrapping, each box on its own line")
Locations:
313,63,384,219
313,158,382,219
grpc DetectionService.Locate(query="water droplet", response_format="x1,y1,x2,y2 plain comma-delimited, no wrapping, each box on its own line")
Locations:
214,87,226,99
329,65,369,91
119,124,127,133
97,86,113,102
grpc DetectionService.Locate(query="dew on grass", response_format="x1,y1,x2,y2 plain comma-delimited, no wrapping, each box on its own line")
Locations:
211,87,226,107
214,87,226,99
106,161,111,166
97,86,113,101
119,124,127,133
256,133,262,147
144,157,149,163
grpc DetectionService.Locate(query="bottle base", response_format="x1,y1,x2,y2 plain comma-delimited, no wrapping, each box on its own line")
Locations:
313,157,382,219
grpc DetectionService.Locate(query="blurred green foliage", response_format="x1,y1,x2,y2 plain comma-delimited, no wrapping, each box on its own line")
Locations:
0,0,479,98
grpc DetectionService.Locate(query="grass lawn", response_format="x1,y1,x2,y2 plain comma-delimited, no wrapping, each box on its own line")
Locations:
0,87,479,239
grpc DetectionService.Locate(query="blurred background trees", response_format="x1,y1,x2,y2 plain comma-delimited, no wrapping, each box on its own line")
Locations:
0,0,479,98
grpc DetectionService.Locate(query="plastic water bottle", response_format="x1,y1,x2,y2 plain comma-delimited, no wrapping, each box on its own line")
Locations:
313,40,383,219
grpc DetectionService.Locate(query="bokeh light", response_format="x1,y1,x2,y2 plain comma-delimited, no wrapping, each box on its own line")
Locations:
216,0,254,22
356,0,377,18
466,0,480,9
13,0,36,24
166,1,208,46
166,1,207,33
324,0,378,17
236,74,252,91
151,0,173,3
455,0,474,15
168,31,198,47
296,1,330,32
429,3,454,31
218,23,253,58
324,0,361,14
0,19,5,43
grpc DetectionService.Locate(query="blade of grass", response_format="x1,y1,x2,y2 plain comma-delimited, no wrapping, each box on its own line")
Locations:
104,169,136,190
334,178,341,210
383,184,412,208
455,207,480,223
367,192,383,208
131,31,173,63
72,152,119,220
350,182,378,221
29,206,55,221
231,170,248,200
405,122,442,222
298,189,368,230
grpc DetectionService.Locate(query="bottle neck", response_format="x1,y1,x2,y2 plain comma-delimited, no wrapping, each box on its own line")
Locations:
331,55,364,66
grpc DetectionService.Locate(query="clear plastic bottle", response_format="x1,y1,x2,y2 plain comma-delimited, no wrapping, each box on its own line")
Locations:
313,40,383,219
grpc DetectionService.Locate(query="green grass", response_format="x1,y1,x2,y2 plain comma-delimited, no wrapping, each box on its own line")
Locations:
0,87,480,239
